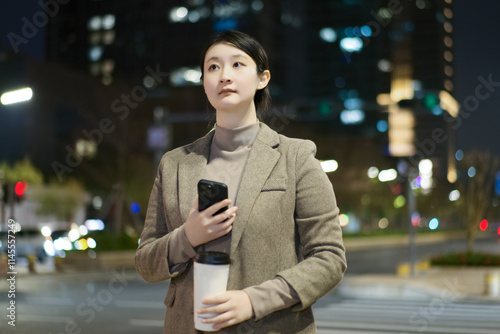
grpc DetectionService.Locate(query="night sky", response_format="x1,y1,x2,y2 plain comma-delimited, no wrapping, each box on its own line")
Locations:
1,0,499,159
453,1,500,160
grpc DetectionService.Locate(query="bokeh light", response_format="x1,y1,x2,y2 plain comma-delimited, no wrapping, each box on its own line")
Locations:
393,195,406,208
131,202,141,213
320,27,337,43
479,219,488,231
449,189,460,201
339,213,349,227
429,218,439,230
41,226,52,237
379,169,398,182
367,167,379,179
411,213,421,226
377,120,388,132
468,166,476,178
321,160,338,173
378,218,389,229
87,237,97,249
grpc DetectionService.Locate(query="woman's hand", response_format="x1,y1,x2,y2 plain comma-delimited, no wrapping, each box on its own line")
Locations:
198,290,254,330
184,197,238,247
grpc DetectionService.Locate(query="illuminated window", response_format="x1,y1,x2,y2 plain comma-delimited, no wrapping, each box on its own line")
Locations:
320,28,337,43
89,32,101,45
101,60,115,74
340,37,363,52
444,22,453,33
444,36,453,48
89,62,100,76
102,75,113,85
88,46,103,61
169,7,188,23
102,30,115,45
444,51,453,62
445,65,453,77
87,16,102,31
444,8,453,19
378,59,393,72
102,14,115,30
445,80,454,91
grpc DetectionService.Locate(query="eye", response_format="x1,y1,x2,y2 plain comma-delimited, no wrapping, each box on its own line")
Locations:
233,62,244,68
208,64,219,71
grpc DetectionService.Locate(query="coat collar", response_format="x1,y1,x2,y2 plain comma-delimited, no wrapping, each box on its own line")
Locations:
178,123,281,254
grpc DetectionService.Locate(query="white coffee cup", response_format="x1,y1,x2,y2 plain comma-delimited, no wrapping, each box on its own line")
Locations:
193,251,231,332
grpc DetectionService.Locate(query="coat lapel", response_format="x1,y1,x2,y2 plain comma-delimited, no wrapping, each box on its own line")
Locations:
230,123,281,255
178,130,214,223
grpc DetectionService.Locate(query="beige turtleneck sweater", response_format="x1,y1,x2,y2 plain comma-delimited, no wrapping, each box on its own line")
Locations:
166,121,299,321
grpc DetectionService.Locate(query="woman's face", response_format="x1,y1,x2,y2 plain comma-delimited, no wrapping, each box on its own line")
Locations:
202,43,269,113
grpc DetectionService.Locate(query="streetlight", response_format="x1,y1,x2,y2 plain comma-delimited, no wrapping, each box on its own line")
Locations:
0,87,33,105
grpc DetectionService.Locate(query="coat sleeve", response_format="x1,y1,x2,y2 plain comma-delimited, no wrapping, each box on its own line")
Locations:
135,157,196,283
277,140,347,311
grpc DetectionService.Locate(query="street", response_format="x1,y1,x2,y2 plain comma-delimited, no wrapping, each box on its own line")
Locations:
1,235,499,333
345,235,500,274
314,297,500,334
1,269,500,334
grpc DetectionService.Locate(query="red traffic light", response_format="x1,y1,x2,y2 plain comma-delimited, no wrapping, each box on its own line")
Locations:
14,181,27,197
479,219,488,231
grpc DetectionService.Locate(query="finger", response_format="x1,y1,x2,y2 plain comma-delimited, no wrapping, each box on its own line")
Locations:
209,215,236,238
202,293,229,306
198,304,225,315
212,206,238,223
211,318,238,330
205,199,232,216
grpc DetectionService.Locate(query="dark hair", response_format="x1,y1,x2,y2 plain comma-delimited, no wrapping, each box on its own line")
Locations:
200,30,272,118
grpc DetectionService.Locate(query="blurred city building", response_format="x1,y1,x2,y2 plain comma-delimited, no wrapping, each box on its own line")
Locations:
1,0,459,232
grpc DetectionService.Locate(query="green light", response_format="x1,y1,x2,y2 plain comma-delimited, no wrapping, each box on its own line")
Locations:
393,195,406,208
423,93,439,110
318,101,332,116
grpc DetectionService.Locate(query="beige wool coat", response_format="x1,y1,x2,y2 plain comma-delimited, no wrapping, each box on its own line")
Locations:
135,123,347,334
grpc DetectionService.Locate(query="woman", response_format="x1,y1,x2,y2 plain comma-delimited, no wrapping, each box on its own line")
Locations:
135,30,346,333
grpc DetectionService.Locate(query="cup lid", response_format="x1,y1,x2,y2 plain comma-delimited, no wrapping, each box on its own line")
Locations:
195,251,230,265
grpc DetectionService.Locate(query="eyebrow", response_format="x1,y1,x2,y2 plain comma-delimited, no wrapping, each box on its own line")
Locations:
205,54,248,64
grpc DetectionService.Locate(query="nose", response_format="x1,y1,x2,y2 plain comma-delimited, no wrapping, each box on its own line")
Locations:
219,66,232,83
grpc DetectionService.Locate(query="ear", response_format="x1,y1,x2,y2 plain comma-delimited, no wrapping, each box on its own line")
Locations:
257,70,271,90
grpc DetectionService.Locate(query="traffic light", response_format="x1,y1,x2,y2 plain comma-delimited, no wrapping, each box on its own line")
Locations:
423,93,440,111
14,181,27,201
317,101,333,116
397,92,441,114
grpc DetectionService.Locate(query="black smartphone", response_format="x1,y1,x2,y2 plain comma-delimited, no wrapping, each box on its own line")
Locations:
197,179,228,215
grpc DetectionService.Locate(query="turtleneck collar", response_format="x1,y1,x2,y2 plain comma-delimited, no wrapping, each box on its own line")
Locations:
213,121,260,152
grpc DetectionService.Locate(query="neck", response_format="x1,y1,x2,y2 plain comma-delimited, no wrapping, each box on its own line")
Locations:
215,103,258,129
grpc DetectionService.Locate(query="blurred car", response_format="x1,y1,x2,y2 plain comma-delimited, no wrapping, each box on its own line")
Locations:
0,228,49,262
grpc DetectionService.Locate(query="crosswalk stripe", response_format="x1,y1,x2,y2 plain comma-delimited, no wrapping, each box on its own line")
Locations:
314,298,500,334
114,299,164,308
129,319,164,327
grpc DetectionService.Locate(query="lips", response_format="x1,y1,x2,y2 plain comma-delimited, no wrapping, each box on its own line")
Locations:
219,88,236,95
